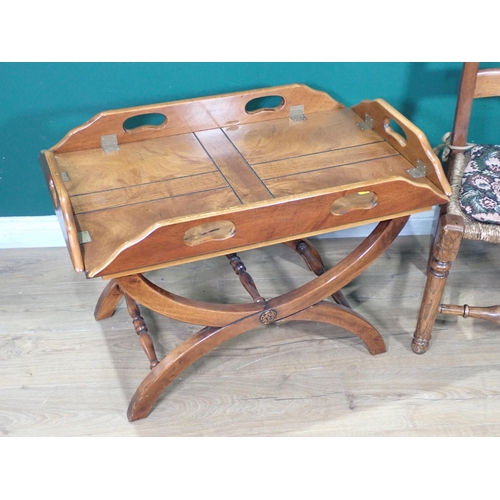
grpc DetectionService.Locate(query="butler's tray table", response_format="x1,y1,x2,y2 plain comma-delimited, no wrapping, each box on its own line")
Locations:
40,84,451,421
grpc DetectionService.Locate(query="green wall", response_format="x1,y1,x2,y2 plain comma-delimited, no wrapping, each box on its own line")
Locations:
1,62,495,217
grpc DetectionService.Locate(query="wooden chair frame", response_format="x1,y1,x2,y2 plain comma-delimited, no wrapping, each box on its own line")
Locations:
412,62,500,354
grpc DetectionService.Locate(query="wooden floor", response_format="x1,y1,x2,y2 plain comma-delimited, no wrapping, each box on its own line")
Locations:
2,234,500,436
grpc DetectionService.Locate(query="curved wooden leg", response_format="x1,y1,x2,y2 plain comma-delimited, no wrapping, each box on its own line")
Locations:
117,217,410,330
94,279,123,320
412,214,464,354
118,217,409,420
270,217,409,319
117,274,262,327
127,312,264,421
128,300,386,421
279,301,386,355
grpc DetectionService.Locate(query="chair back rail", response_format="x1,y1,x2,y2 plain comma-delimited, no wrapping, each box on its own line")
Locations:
475,68,500,98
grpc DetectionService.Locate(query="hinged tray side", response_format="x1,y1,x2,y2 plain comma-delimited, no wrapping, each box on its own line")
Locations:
89,175,448,278
351,98,452,197
40,150,84,272
50,84,344,154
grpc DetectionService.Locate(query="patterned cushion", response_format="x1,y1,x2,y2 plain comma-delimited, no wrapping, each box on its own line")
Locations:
460,144,500,224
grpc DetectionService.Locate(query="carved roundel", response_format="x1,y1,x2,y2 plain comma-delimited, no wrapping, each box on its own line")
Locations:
260,309,278,324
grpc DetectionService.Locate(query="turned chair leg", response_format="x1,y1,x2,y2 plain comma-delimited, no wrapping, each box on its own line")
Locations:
412,214,464,354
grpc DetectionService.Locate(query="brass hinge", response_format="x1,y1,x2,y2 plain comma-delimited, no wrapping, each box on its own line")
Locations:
101,134,120,152
356,113,373,131
406,159,427,178
290,105,306,122
78,231,92,244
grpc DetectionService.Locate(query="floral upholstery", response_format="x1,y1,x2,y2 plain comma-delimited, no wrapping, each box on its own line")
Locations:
460,144,500,224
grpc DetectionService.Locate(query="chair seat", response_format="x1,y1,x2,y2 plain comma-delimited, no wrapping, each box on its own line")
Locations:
460,144,500,224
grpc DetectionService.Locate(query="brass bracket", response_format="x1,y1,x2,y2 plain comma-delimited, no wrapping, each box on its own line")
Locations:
78,231,92,244
101,134,120,152
356,113,373,131
406,159,427,179
290,105,306,122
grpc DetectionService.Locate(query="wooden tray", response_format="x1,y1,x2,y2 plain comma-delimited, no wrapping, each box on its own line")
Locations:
40,84,451,279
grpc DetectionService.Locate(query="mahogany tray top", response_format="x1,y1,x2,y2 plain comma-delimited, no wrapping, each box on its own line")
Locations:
40,84,451,280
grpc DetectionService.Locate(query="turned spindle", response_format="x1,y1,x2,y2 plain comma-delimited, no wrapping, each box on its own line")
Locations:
124,294,159,369
293,240,350,308
227,253,265,303
439,303,500,325
295,241,325,275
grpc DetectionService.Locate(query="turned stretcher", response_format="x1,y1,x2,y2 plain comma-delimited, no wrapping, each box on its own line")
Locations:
40,84,451,421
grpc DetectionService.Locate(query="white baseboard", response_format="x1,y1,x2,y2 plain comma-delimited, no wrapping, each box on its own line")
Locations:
0,208,439,249
0,216,66,248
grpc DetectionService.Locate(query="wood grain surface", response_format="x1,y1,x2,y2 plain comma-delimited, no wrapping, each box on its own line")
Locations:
3,236,500,436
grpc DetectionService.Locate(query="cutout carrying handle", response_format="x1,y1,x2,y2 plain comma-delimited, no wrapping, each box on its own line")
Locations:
331,191,378,216
52,84,345,154
383,117,407,147
123,113,167,133
245,95,285,115
184,220,236,246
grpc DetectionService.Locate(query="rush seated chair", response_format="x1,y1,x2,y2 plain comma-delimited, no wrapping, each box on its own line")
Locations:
413,62,500,354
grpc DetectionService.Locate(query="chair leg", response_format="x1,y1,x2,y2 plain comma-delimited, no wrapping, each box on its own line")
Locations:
412,214,464,354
